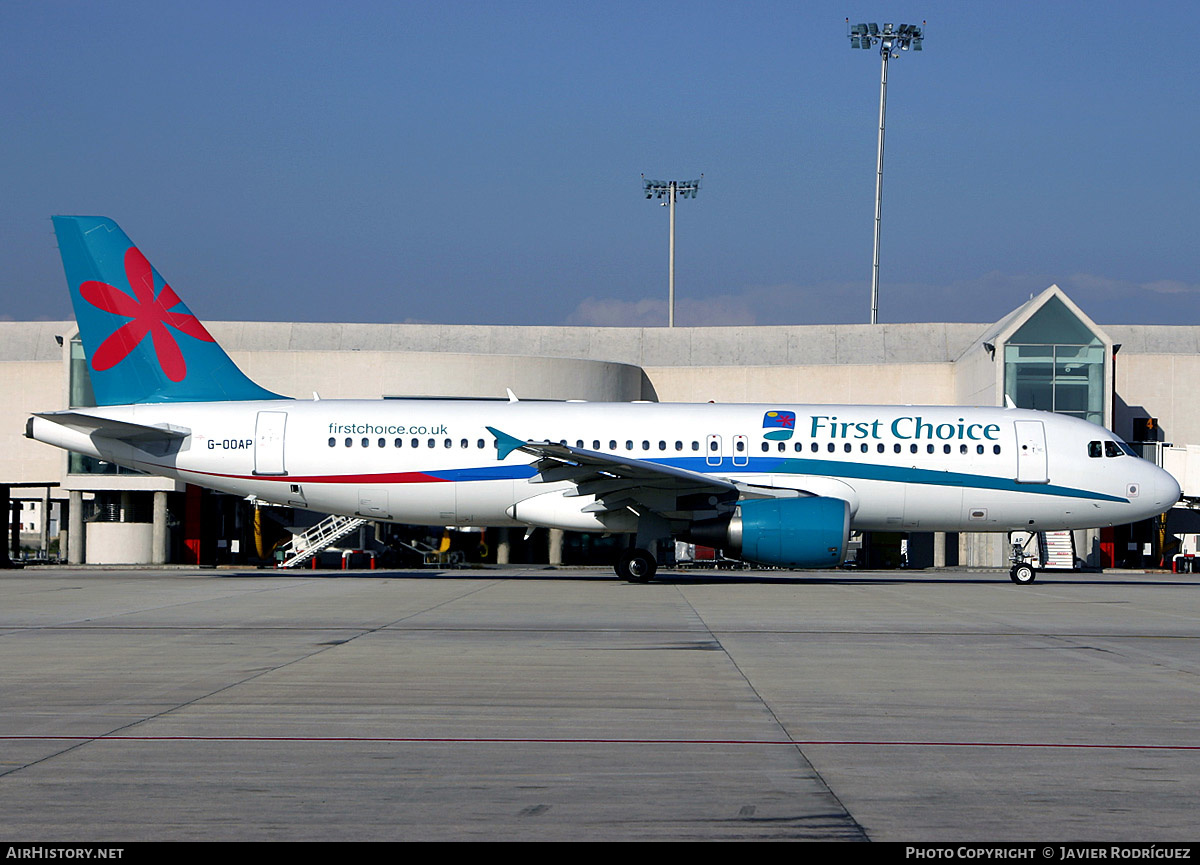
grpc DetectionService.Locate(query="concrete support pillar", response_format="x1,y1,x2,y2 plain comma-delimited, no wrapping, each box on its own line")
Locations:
68,490,84,565
933,531,946,569
495,528,510,565
547,528,564,565
1078,528,1098,568
8,497,19,561
152,491,169,565
40,488,51,556
0,485,11,568
961,531,1007,568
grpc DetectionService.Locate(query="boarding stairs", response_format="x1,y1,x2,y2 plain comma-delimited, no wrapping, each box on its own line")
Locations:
1038,530,1077,570
277,514,367,568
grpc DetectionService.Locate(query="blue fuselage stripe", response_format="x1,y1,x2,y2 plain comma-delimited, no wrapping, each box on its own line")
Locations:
427,457,1125,503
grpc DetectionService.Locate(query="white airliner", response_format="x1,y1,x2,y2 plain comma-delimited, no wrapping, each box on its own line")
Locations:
28,216,1182,583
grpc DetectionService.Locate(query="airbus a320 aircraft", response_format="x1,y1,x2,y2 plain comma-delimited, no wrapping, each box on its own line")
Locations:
28,216,1182,583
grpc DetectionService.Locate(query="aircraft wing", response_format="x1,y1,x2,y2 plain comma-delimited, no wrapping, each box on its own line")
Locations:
488,426,798,521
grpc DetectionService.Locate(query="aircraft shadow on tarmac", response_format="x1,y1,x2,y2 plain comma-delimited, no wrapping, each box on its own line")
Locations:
216,569,1200,588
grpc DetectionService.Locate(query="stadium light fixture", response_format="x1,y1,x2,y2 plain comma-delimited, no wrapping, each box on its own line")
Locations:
847,18,925,324
642,175,702,327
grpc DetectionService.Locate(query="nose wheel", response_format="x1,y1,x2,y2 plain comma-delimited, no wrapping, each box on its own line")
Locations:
1009,563,1036,584
616,548,657,583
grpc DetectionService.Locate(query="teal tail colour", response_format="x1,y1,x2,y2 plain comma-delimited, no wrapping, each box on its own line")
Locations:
53,216,283,405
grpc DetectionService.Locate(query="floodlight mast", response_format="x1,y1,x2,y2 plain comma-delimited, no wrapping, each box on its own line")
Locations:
847,19,925,324
642,175,702,327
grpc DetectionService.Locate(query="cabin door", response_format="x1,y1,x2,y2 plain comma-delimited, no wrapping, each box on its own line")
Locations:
253,411,288,476
1014,420,1048,484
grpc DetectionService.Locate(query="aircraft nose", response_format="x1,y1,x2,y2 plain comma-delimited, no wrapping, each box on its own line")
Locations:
1158,468,1183,508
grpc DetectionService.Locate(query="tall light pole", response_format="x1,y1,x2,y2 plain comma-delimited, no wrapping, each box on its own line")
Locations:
847,20,924,324
642,175,702,327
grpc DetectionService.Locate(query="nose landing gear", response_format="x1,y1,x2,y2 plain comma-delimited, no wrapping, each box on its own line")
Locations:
1010,535,1038,585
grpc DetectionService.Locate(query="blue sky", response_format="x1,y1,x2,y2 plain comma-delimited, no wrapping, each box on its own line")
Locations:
2,0,1197,328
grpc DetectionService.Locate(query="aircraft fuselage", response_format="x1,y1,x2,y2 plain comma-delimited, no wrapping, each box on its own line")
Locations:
30,399,1178,534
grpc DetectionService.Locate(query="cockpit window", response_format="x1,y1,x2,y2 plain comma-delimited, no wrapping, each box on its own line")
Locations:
1104,441,1123,458
1088,441,1102,458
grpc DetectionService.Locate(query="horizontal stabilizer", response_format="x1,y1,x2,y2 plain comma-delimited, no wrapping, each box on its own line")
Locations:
34,411,190,443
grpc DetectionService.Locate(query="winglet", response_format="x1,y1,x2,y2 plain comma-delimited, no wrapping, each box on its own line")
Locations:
486,426,526,460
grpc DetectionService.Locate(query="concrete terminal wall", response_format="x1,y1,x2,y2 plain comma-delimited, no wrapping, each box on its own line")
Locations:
1113,352,1200,450
202,320,988,369
0,360,63,486
645,362,956,405
232,348,648,402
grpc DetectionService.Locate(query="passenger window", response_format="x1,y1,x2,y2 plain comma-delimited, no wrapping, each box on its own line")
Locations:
926,444,935,454
427,438,435,448
779,442,786,452
976,444,984,455
827,443,835,453
943,444,951,454
1088,441,1102,458
860,443,868,453
877,443,884,453
795,443,803,452
736,440,745,452
659,441,667,451
610,440,618,450
894,444,901,454
960,444,967,454
692,441,700,451
593,440,601,450
910,444,918,454
461,439,469,448
477,439,485,448
345,438,353,447
411,438,419,448
710,441,718,452
396,438,404,448
378,438,386,448
993,445,1001,455
444,438,452,448
811,442,819,453
675,441,683,451
362,438,370,448
642,441,650,450
328,437,335,447
761,442,768,452
844,443,852,453
626,440,634,450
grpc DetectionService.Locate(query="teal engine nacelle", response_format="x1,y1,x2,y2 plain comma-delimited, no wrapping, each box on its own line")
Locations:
686,496,851,568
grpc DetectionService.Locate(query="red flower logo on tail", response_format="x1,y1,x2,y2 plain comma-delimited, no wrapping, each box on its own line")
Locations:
80,246,215,382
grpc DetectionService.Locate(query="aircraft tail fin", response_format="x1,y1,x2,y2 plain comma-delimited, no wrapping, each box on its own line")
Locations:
52,215,283,405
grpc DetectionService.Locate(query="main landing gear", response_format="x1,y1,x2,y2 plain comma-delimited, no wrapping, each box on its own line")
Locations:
615,548,657,583
1009,534,1038,585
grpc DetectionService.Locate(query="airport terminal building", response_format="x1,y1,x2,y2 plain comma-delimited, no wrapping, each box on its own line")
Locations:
3,284,1198,570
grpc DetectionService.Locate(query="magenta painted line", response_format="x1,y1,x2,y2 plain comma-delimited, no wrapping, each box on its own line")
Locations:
4,735,1198,750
